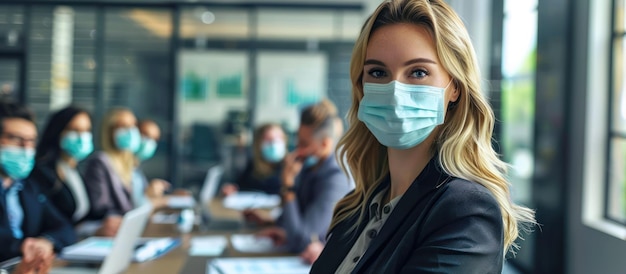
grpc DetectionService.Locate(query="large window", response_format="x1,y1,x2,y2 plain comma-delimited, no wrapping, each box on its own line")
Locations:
608,0,626,223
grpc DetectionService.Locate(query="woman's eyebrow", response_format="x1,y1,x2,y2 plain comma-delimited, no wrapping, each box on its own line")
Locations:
364,58,438,66
404,58,437,65
364,59,386,66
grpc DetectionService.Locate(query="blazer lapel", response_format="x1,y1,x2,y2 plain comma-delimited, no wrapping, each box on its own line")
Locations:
319,179,390,272
101,155,133,211
352,157,450,273
18,183,37,237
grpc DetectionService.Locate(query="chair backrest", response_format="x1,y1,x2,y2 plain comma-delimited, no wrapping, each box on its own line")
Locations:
190,123,221,163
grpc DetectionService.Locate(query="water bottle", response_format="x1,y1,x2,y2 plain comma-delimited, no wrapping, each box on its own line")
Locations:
177,208,195,234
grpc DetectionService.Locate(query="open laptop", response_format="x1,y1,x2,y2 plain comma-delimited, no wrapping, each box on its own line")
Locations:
195,165,243,231
166,164,224,209
51,203,153,274
198,165,224,206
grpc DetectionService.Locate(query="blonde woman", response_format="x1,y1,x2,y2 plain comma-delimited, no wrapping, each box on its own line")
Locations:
311,0,535,273
83,108,152,236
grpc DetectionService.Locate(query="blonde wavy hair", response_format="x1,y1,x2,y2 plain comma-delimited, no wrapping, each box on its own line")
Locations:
331,0,535,254
100,108,137,187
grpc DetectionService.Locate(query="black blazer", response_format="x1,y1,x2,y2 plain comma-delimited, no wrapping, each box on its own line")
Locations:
310,157,504,274
235,159,282,195
29,159,81,224
0,179,77,261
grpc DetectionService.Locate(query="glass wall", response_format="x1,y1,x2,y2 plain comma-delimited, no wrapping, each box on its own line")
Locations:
0,5,24,102
176,6,362,190
0,2,363,189
21,5,172,180
102,7,172,180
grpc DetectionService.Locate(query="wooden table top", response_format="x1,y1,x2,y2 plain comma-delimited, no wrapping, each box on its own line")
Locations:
125,198,287,274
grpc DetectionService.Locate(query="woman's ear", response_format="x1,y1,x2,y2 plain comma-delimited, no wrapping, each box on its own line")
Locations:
449,83,460,103
322,136,333,151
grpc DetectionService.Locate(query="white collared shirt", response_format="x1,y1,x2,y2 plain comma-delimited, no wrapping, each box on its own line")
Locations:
59,161,90,222
335,187,403,274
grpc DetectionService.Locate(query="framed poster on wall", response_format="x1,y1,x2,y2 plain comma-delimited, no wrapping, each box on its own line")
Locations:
255,52,328,132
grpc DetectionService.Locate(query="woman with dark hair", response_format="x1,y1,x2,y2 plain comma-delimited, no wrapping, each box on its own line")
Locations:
30,106,94,225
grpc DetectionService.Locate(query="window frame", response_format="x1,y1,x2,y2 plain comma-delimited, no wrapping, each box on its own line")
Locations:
605,0,626,225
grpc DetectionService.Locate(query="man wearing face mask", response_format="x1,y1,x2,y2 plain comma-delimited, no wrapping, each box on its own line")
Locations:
132,119,176,207
0,101,76,273
251,99,352,255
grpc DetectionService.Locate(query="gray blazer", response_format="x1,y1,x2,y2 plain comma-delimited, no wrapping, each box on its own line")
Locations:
276,153,352,253
83,152,134,219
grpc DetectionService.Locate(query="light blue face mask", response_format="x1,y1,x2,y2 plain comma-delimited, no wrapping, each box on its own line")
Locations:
0,146,35,180
261,141,286,163
114,127,141,152
357,80,449,149
136,137,157,161
303,155,319,168
61,131,94,161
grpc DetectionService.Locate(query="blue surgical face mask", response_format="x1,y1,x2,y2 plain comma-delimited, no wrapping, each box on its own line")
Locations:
61,131,94,161
136,137,157,161
303,155,319,168
114,127,141,152
357,80,449,149
261,141,286,163
0,146,35,180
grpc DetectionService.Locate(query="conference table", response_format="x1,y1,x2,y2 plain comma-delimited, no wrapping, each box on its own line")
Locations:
123,198,286,274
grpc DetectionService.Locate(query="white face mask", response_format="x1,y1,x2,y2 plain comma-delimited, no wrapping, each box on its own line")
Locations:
357,80,449,149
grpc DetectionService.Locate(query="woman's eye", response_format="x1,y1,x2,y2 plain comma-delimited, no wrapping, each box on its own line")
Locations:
411,69,428,78
367,69,387,78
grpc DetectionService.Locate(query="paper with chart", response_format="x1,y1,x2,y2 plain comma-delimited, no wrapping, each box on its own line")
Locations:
230,234,289,253
207,256,310,274
222,192,281,210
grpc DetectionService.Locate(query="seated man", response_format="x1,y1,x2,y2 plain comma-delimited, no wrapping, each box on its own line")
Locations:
0,101,76,273
135,119,190,205
245,100,352,256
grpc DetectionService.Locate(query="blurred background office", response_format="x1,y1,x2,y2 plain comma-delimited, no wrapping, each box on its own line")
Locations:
0,0,623,273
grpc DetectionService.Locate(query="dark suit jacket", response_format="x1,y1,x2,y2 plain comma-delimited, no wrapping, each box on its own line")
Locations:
29,159,83,224
83,152,133,219
276,154,352,253
0,179,77,261
310,157,504,274
235,160,282,195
